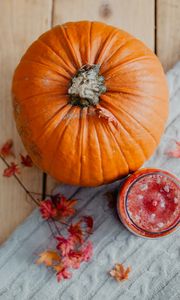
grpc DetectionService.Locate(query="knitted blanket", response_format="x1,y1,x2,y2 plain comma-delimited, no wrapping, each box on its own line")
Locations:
0,62,180,300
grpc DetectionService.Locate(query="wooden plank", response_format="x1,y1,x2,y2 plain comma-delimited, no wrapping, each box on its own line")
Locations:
46,0,155,193
156,0,180,71
0,0,52,244
53,0,155,49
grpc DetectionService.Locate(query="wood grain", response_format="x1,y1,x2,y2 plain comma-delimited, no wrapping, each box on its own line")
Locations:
156,0,180,71
46,0,155,193
0,0,52,244
53,0,155,49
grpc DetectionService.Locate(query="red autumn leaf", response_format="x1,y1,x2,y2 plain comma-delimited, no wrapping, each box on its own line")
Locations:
81,241,93,262
54,265,72,282
0,139,14,158
39,199,57,220
63,249,83,269
20,154,33,167
3,162,20,177
36,250,61,267
81,216,94,234
165,141,180,158
56,195,77,218
68,221,84,244
109,263,131,282
56,236,75,256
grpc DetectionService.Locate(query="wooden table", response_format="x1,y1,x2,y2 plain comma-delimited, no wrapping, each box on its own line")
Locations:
0,0,180,244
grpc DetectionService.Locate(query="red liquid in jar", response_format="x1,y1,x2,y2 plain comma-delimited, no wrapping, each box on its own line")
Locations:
118,169,180,238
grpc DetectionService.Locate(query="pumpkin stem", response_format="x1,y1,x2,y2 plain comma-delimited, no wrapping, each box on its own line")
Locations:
68,64,106,107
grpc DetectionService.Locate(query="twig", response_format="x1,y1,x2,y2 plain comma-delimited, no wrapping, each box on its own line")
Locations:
0,155,40,205
0,155,56,237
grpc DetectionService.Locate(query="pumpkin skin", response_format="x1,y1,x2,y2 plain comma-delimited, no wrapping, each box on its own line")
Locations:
12,21,169,186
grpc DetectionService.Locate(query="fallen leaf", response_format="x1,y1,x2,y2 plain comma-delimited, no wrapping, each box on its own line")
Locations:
54,265,72,282
39,199,57,219
3,162,20,177
56,195,77,218
63,249,83,269
109,263,131,282
165,141,180,158
68,221,83,244
0,139,14,158
20,154,33,167
56,236,75,256
36,250,61,267
81,241,93,262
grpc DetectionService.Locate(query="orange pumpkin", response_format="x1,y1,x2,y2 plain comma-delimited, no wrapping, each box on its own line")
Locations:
12,21,168,186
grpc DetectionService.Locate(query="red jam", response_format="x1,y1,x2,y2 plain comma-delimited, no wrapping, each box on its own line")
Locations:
117,169,180,238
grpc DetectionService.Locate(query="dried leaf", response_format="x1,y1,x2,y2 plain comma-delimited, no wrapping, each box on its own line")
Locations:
54,265,72,282
0,139,14,158
68,221,83,244
165,141,180,158
3,162,20,177
81,241,93,262
20,154,33,167
36,250,61,267
39,199,57,219
63,250,83,269
56,236,74,256
56,195,77,218
95,107,119,129
109,263,131,282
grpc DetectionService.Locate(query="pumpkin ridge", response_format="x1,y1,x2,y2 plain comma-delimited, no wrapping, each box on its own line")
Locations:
101,118,130,175
15,93,68,105
99,102,148,160
31,104,69,142
37,38,76,75
114,103,159,145
103,56,155,79
78,108,86,184
100,37,135,73
94,28,121,65
116,95,167,123
13,76,67,84
60,26,82,68
22,58,71,80
101,92,167,123
47,105,76,173
92,119,104,183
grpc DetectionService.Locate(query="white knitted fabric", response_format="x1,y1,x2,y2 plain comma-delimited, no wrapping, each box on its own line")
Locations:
0,63,180,300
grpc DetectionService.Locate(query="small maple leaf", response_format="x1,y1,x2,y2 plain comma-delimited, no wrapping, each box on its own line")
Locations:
54,264,72,282
63,249,83,269
81,241,93,262
20,154,33,167
0,139,14,158
39,199,57,219
109,263,131,282
56,236,75,256
3,162,20,177
165,141,180,158
81,216,94,234
68,221,84,244
56,195,77,218
36,250,61,267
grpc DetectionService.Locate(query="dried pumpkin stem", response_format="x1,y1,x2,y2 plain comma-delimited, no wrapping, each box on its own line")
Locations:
68,64,106,107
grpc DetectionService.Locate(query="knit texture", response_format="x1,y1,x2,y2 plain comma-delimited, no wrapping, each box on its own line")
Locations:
0,63,180,300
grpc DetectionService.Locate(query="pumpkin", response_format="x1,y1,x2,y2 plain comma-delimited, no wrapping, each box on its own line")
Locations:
12,21,168,186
